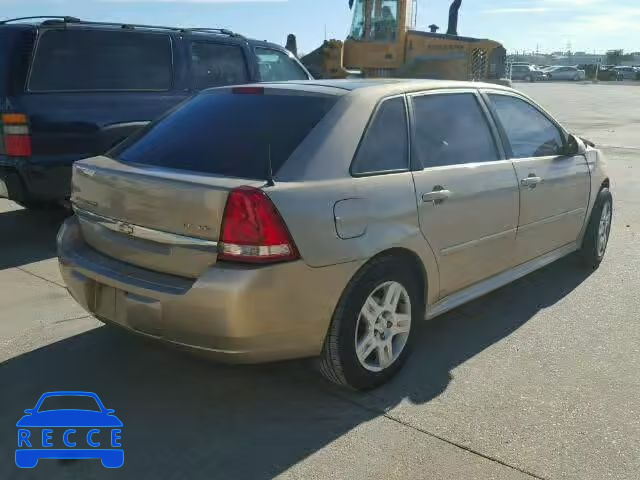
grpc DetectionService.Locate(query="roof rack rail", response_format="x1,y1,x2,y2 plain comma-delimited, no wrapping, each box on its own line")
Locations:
52,20,185,32
184,27,241,38
0,16,81,25
0,16,242,38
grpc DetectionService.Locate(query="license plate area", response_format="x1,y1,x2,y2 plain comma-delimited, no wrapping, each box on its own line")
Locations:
93,283,116,319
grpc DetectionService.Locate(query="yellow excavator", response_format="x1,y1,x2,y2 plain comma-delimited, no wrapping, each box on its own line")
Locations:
300,0,508,83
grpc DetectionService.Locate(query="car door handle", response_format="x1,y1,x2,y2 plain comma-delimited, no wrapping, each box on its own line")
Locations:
521,176,542,187
422,190,451,203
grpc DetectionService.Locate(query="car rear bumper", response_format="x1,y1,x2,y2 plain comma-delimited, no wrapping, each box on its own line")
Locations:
58,216,359,364
0,154,78,203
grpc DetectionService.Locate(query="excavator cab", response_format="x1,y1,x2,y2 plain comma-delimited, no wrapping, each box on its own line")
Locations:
300,0,508,84
343,0,412,77
348,0,402,42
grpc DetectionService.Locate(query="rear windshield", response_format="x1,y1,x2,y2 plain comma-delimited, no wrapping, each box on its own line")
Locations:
113,92,337,179
28,29,173,91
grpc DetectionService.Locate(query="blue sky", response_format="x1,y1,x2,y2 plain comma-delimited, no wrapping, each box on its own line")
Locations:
2,0,639,54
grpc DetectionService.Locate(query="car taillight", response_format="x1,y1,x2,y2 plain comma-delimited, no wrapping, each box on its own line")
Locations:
219,186,299,264
2,113,32,157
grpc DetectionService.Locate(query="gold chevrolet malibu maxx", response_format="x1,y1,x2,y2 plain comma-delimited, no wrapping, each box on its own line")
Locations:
58,80,612,390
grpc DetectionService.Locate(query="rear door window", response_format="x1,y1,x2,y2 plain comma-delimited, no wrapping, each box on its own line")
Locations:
114,91,337,179
411,93,499,168
28,29,172,91
255,47,309,81
190,41,249,90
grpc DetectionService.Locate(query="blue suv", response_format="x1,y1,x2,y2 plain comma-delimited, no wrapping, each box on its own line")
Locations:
0,16,311,208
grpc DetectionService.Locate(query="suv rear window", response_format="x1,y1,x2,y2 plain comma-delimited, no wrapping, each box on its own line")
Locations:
114,91,337,179
28,29,172,91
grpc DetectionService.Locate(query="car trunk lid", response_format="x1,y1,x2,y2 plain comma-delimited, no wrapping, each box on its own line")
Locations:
72,156,263,278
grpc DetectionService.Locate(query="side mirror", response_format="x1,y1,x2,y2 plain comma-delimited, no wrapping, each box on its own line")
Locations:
564,134,587,156
24,409,33,414
105,409,115,414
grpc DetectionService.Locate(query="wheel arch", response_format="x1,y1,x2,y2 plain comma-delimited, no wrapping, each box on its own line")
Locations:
355,247,429,310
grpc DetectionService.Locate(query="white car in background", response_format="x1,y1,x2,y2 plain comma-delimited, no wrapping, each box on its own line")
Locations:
543,66,586,81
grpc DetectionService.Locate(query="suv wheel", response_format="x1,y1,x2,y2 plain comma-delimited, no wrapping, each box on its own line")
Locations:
319,256,422,390
524,75,533,82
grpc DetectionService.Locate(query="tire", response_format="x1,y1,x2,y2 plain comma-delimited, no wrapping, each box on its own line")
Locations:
579,188,612,269
319,255,423,390
573,74,580,81
525,75,533,82
547,74,553,80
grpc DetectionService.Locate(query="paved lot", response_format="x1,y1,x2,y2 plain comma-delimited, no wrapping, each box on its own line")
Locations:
1,83,639,479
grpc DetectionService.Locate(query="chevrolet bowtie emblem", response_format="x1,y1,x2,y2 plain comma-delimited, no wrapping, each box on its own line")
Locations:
117,222,135,235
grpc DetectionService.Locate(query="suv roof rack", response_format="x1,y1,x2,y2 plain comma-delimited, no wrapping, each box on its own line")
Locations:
0,16,81,25
184,28,238,37
0,15,242,37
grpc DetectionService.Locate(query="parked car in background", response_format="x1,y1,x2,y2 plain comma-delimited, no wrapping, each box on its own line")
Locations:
58,79,612,390
597,65,624,81
0,16,311,209
510,65,547,82
543,66,586,81
613,66,638,80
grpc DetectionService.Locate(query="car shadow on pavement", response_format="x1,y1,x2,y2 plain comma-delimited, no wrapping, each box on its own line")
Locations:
0,208,68,271
0,256,592,480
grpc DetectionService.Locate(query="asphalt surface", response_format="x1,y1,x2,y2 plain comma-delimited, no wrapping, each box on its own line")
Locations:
1,82,639,479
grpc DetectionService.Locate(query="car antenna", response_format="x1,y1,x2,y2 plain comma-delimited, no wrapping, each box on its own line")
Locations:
265,144,275,187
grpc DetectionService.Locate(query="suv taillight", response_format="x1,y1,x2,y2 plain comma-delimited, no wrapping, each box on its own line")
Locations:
219,186,299,264
2,113,32,157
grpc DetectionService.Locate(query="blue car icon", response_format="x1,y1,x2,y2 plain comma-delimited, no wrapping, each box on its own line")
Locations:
16,391,123,468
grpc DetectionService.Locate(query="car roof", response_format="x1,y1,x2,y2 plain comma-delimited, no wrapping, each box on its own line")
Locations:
246,79,514,97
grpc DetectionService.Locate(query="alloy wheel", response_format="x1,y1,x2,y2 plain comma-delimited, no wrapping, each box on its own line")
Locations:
597,201,612,257
354,281,412,372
